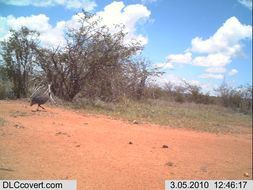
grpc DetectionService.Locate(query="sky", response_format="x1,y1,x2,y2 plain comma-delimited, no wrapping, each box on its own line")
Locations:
0,0,252,94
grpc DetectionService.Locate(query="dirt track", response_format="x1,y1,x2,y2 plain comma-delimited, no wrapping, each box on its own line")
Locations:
0,100,252,189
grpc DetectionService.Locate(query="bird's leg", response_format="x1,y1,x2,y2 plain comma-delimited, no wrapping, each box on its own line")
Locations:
36,105,40,111
39,105,45,110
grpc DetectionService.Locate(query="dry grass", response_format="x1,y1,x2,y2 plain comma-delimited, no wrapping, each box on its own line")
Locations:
0,117,6,126
10,111,31,117
72,99,252,134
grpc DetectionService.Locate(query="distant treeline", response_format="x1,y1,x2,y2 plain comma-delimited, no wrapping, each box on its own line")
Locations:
0,11,252,114
143,81,252,114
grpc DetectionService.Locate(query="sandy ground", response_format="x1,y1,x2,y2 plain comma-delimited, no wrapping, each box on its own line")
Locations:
0,100,252,190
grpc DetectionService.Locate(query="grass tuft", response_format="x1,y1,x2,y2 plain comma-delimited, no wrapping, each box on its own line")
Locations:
0,117,6,126
10,111,31,117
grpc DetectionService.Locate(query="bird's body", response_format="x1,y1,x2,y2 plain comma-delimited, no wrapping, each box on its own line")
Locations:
30,84,54,111
30,95,50,109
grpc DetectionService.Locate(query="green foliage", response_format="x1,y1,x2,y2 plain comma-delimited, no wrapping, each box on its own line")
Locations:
0,26,39,98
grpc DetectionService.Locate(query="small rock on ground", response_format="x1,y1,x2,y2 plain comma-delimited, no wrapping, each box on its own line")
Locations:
165,162,174,167
14,124,24,129
132,120,138,124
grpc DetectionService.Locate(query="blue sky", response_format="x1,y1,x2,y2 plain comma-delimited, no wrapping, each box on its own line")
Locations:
0,0,252,93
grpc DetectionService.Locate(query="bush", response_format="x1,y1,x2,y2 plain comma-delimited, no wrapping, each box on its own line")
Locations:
216,82,252,114
0,82,6,99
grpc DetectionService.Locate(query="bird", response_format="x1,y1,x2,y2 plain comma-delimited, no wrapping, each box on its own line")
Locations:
30,83,55,111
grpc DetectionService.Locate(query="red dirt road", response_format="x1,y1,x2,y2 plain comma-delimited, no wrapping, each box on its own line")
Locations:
0,100,252,189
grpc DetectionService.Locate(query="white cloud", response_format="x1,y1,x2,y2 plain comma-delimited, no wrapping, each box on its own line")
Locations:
199,73,224,79
0,14,66,47
96,1,151,45
165,52,231,68
167,52,192,64
151,73,184,87
205,67,226,73
191,17,252,56
228,69,238,76
64,1,151,45
154,52,192,70
165,17,251,68
0,0,97,11
151,72,202,88
161,17,252,82
238,0,252,10
154,62,174,69
0,1,151,47
5,14,51,32
192,53,231,67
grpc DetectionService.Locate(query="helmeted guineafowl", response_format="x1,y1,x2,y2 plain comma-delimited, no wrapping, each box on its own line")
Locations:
30,84,54,111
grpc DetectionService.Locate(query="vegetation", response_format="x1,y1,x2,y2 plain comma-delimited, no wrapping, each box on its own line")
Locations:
33,12,159,102
71,99,251,133
0,27,39,98
0,11,252,119
0,117,6,126
10,111,32,117
215,82,252,114
1,12,160,102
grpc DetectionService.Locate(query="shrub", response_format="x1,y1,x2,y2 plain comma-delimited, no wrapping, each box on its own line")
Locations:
0,82,6,99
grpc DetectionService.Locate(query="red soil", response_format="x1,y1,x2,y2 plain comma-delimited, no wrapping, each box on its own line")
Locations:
0,100,252,190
